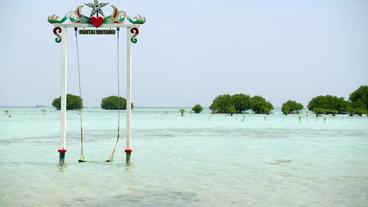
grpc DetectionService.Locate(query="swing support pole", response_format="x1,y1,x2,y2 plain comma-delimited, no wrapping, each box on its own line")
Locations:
58,26,67,165
125,27,133,163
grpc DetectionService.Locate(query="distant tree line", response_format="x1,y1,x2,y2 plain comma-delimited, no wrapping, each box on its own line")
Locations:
51,85,368,116
207,85,367,116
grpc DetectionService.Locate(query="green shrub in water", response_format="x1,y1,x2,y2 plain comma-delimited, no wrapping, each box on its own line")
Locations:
101,96,134,110
210,93,252,114
308,95,348,115
52,94,83,110
282,100,303,115
192,104,203,114
250,96,274,114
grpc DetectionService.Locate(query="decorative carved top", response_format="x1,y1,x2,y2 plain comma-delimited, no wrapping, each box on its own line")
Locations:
48,1,146,28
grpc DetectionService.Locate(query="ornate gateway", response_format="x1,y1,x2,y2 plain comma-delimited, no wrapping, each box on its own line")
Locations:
48,1,146,165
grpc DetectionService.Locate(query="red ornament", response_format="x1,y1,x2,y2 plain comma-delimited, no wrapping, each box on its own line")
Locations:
90,17,104,28
58,148,67,153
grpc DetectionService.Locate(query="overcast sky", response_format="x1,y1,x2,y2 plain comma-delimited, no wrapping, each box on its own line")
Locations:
0,0,367,107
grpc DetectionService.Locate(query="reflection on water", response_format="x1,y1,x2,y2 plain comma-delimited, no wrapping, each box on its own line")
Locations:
0,108,367,207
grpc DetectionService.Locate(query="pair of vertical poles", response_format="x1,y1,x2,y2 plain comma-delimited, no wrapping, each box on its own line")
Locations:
56,24,136,165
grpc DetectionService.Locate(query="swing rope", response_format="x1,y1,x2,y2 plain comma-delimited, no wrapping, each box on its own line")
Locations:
74,27,121,162
106,27,121,162
74,28,86,162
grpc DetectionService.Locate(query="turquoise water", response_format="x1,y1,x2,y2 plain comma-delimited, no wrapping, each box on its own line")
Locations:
0,108,367,207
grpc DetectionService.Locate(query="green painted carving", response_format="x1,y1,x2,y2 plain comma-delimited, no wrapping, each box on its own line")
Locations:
70,15,90,24
48,4,146,26
126,16,146,24
53,27,62,43
48,15,69,24
130,28,139,44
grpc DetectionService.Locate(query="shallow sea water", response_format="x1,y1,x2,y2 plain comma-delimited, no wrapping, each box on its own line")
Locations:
0,108,367,207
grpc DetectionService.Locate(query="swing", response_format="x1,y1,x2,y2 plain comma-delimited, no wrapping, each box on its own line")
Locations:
48,1,145,165
74,27,122,162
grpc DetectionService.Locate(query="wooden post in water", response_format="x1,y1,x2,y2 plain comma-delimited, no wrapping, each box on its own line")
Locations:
125,27,133,163
58,26,67,165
